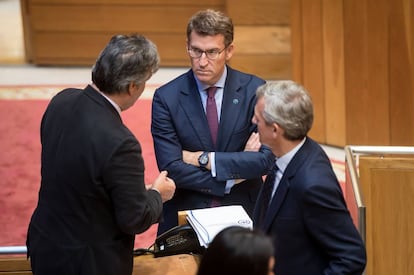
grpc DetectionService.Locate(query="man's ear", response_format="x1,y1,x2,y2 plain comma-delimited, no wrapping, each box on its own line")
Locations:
272,122,280,137
225,43,234,61
128,82,136,95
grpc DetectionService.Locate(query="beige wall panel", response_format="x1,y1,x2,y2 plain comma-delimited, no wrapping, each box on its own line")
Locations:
230,54,291,80
322,0,346,147
31,33,189,66
31,0,222,5
226,0,290,25
30,6,222,33
234,26,290,55
359,156,414,275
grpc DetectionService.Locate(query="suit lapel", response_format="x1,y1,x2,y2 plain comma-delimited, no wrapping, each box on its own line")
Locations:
216,68,245,151
262,138,313,231
263,177,289,231
178,72,215,148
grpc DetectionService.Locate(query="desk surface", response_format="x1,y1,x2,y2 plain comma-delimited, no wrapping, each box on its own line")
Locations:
133,254,200,275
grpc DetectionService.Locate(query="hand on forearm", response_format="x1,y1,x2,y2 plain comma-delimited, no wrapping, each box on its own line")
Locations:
244,132,261,152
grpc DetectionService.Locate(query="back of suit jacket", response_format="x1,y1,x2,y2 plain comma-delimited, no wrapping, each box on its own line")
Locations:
152,66,273,234
27,85,163,275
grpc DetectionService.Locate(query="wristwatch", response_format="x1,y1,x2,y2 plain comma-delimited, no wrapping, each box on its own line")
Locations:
198,152,209,168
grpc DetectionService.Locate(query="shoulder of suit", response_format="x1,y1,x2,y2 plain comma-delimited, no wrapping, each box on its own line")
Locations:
227,66,265,86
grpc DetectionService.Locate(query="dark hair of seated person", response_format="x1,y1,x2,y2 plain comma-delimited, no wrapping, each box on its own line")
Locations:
197,226,275,275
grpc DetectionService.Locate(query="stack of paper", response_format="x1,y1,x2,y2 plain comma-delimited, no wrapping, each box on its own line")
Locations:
186,205,253,247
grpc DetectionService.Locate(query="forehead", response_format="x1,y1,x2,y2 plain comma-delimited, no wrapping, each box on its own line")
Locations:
255,97,265,113
188,31,225,48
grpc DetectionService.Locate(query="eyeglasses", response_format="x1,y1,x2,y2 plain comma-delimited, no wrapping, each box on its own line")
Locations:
187,47,227,60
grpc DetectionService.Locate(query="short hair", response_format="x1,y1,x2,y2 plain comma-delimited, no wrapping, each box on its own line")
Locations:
186,9,234,47
197,226,274,275
92,34,159,94
256,80,314,141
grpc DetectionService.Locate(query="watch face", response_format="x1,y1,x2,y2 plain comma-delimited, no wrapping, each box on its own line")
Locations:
199,153,208,165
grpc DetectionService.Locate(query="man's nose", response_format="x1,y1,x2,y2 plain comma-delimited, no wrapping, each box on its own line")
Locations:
198,53,209,66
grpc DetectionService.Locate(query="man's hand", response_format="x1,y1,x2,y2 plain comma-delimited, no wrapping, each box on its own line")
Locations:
182,150,202,166
151,171,176,203
244,132,261,152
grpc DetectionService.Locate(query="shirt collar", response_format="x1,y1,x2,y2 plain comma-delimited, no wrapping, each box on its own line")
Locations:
91,84,122,115
275,137,306,174
195,66,227,92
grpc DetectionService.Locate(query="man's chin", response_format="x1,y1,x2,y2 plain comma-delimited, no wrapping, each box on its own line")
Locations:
194,73,213,84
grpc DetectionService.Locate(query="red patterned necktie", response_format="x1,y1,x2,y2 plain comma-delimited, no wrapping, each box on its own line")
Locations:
206,86,218,146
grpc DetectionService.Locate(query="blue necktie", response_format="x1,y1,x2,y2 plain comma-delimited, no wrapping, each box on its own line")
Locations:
258,163,278,227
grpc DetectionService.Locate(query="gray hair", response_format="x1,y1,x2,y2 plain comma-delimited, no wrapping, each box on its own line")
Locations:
186,9,234,47
92,34,159,94
256,80,314,141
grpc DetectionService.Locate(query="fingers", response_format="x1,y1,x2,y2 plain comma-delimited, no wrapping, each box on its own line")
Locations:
244,132,261,152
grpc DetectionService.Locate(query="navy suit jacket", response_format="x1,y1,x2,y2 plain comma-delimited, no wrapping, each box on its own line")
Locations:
152,66,274,234
27,85,163,275
254,138,366,275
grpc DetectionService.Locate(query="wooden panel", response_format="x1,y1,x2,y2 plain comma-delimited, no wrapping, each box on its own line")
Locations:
31,0,222,5
226,0,290,25
0,257,31,274
133,254,200,275
234,26,290,55
31,33,189,66
322,0,346,146
359,156,414,275
300,0,325,143
30,6,222,33
389,0,414,145
229,54,291,80
290,0,303,83
343,0,389,145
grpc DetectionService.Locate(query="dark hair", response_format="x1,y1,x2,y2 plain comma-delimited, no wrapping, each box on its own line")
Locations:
92,34,159,94
186,9,234,47
197,226,274,275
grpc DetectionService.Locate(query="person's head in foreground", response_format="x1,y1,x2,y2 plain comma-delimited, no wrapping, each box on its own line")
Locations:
197,226,275,275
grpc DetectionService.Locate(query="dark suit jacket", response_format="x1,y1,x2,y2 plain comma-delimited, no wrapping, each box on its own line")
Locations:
152,66,273,234
27,85,163,275
253,138,367,275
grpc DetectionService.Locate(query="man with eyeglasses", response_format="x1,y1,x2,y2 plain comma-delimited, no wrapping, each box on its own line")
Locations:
151,9,274,235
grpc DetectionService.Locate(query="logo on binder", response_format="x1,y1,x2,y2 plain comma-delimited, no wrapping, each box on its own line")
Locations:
238,219,252,225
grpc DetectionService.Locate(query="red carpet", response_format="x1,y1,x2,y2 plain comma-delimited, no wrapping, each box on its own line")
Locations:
0,95,158,249
0,85,347,251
